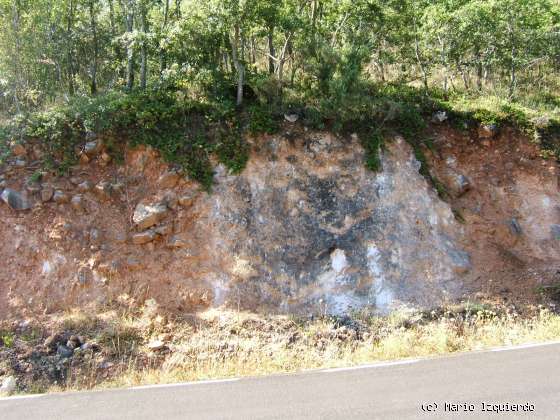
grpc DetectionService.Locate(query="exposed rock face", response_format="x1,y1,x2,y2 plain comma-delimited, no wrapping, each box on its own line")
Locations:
1,126,559,318
197,134,470,314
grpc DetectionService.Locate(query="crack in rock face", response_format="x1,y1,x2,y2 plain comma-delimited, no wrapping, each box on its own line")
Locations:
193,133,471,315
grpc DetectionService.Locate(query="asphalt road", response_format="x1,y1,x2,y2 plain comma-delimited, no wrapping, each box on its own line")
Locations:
2,342,559,419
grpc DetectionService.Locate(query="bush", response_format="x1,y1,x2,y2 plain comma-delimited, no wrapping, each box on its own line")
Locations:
362,129,384,172
246,104,279,135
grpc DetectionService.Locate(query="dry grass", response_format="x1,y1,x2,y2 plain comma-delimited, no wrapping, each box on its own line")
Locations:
50,303,560,392
3,301,559,394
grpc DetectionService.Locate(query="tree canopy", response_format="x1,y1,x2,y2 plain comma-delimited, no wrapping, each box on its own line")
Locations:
0,0,558,113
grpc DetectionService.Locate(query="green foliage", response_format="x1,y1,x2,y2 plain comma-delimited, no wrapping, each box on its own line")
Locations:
362,129,384,172
0,124,11,165
536,282,560,302
29,171,42,183
216,126,249,174
0,331,15,348
246,104,279,135
472,109,500,127
411,140,447,199
539,120,560,160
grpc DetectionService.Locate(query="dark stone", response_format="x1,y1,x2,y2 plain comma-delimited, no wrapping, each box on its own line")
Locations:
57,344,74,359
551,225,560,240
53,190,70,204
510,218,523,235
66,335,83,349
1,188,32,210
43,333,62,351
84,139,103,157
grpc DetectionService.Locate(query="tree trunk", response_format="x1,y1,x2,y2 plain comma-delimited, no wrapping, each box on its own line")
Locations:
310,0,318,55
160,0,170,74
438,35,448,94
66,0,76,95
230,24,244,107
509,34,516,97
126,0,135,91
277,33,292,87
109,0,126,81
11,0,22,111
413,19,428,90
250,36,256,64
267,26,275,74
175,0,181,18
457,61,469,90
140,1,148,90
474,49,483,91
89,0,98,95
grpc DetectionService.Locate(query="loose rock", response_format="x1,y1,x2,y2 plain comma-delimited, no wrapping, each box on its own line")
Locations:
478,124,499,139
162,191,178,210
80,342,100,352
77,180,93,193
155,224,173,236
44,333,62,351
133,203,168,230
447,172,471,197
14,158,26,168
90,228,102,245
284,114,299,123
11,143,27,157
66,335,84,350
41,186,54,202
0,376,16,396
84,139,103,157
158,171,180,189
178,192,197,208
53,190,70,204
71,195,85,212
147,340,167,351
431,111,448,123
167,235,188,249
25,181,41,194
94,181,112,201
57,344,74,359
1,189,32,210
132,230,156,245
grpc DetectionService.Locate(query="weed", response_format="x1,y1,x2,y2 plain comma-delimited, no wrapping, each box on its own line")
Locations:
0,331,15,348
29,170,42,183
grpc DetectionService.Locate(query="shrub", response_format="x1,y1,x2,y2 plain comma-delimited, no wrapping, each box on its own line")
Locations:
362,129,384,172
